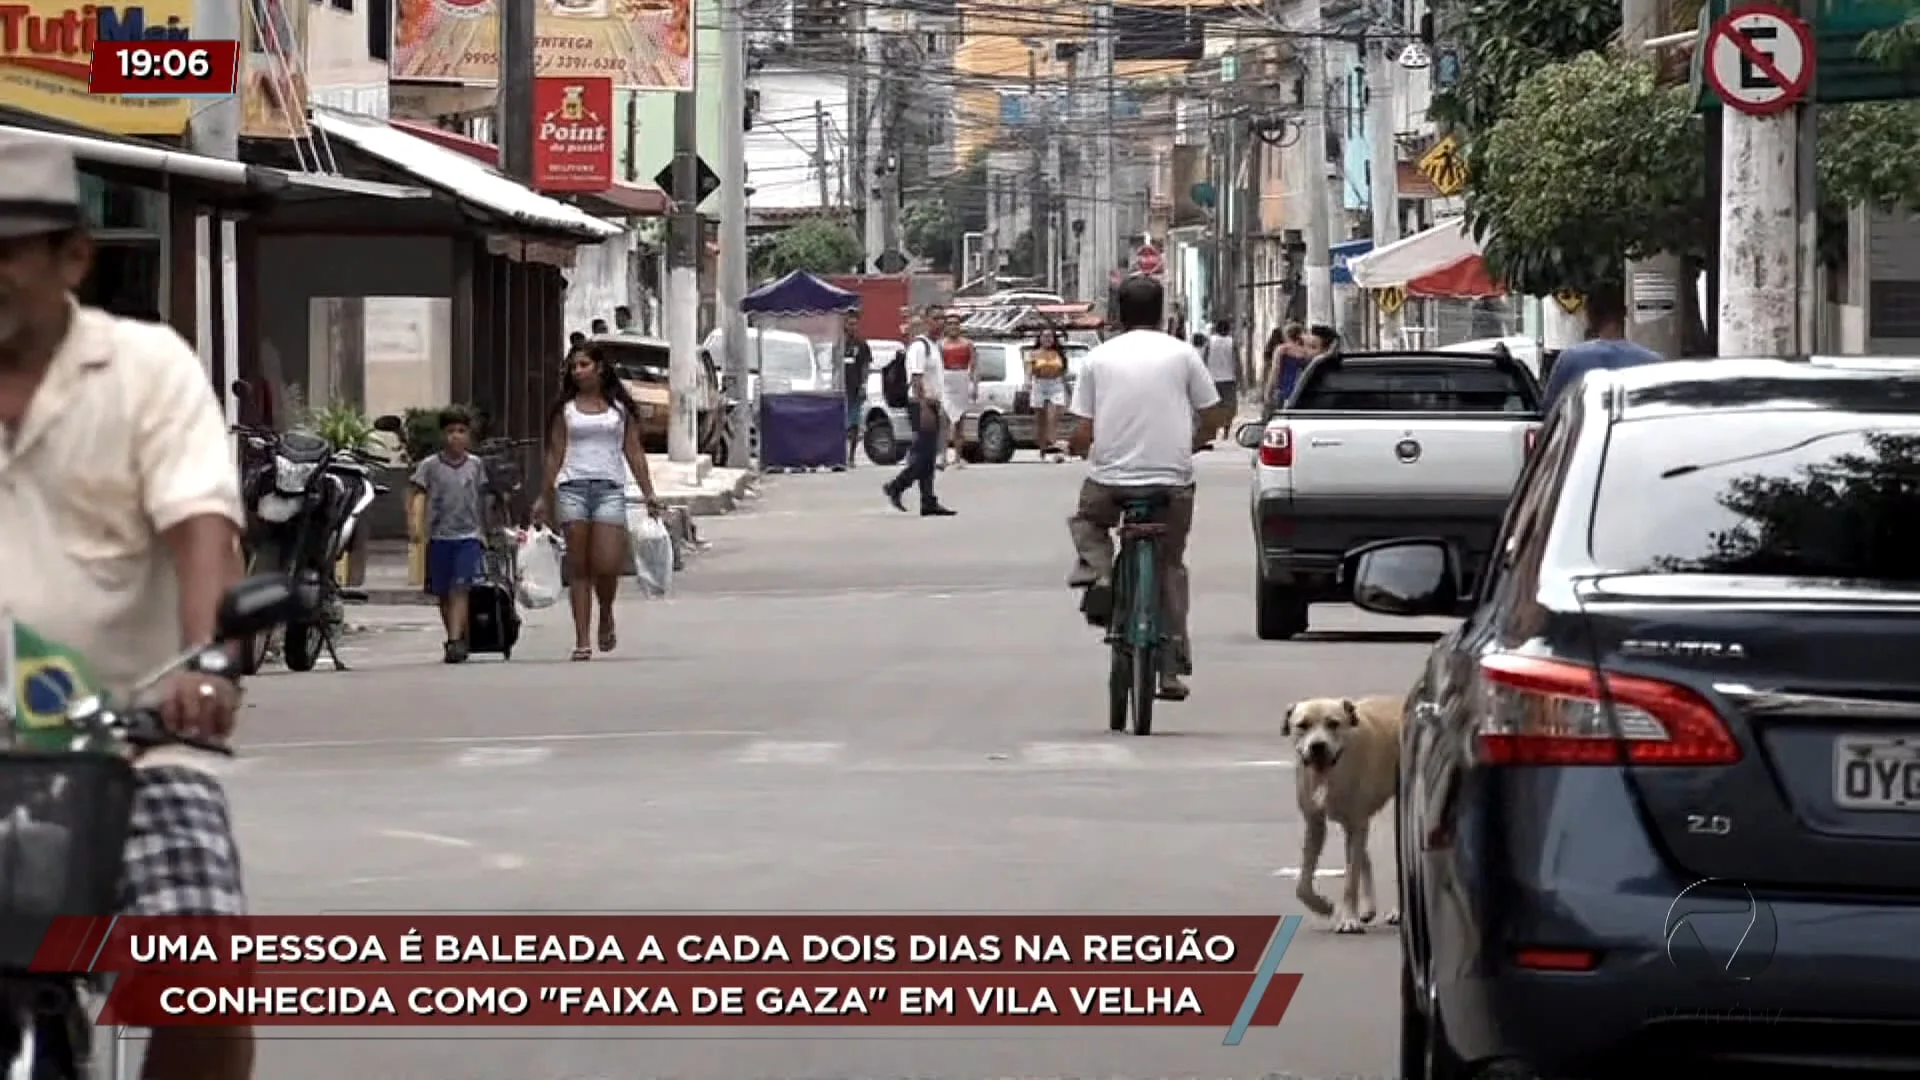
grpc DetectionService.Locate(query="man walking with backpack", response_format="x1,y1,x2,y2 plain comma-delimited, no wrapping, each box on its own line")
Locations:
882,306,957,516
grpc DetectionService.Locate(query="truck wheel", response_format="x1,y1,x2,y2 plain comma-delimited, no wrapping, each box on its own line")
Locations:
1256,580,1310,641
864,414,903,465
978,414,1015,463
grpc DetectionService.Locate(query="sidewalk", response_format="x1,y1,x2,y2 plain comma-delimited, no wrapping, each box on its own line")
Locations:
353,453,755,606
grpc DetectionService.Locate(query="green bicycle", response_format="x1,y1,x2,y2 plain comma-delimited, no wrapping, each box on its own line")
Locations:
1106,494,1171,736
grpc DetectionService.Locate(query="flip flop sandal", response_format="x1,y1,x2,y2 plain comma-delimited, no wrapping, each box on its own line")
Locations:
598,623,617,653
571,648,593,661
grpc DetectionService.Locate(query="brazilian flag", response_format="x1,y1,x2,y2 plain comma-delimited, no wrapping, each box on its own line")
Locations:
5,621,95,751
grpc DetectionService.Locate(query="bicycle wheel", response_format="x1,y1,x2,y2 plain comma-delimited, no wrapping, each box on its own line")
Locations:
1129,539,1158,737
1107,548,1132,732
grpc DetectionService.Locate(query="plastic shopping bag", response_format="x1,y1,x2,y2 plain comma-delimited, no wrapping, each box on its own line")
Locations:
514,527,563,610
628,506,674,598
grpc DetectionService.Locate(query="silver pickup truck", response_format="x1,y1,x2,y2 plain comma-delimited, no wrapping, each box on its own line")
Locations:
1235,350,1544,639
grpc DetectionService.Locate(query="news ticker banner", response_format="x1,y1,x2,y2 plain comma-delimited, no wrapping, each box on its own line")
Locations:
40,915,1304,1039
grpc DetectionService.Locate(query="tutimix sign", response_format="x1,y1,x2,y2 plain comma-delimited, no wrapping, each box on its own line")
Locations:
0,1,195,134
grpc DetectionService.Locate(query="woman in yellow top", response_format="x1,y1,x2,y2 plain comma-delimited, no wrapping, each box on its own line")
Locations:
1026,327,1070,461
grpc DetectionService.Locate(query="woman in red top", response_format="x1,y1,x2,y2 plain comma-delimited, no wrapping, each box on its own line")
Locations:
937,314,976,467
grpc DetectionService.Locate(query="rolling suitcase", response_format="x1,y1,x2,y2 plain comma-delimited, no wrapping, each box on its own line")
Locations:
465,581,521,659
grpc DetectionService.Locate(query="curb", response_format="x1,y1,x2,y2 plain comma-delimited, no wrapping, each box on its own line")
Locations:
657,470,757,516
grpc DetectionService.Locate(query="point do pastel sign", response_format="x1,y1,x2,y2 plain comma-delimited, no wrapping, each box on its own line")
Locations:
394,0,693,91
532,75,613,192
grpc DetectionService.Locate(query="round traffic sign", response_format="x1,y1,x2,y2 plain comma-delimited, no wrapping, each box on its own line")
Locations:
1704,3,1814,117
1134,244,1163,275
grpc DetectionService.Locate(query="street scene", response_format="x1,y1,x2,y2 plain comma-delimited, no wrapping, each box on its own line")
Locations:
5,0,1920,1076
193,449,1442,1079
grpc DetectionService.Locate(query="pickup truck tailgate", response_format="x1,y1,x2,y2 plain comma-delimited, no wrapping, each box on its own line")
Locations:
1287,416,1530,500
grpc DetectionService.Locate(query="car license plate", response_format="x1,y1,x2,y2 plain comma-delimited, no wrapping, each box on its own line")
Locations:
1833,735,1920,810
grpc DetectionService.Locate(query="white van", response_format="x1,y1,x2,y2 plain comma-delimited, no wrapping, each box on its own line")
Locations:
701,327,832,394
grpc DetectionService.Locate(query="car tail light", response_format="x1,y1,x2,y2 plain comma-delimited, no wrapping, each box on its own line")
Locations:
1474,654,1741,766
1524,426,1540,454
1258,426,1292,467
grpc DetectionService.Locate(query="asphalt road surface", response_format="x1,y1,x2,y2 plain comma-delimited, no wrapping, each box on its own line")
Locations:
129,446,1456,1079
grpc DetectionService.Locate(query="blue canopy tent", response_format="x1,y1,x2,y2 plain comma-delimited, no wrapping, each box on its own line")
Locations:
738,271,861,471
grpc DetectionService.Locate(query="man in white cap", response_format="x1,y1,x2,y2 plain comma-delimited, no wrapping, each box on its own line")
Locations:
0,132,253,1078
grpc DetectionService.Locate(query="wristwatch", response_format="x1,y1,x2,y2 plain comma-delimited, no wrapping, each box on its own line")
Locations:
194,646,239,683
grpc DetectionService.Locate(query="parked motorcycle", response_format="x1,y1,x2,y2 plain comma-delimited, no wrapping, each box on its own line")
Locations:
233,420,387,674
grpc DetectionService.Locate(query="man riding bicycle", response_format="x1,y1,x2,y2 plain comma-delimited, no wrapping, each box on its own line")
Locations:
0,135,252,1079
1066,275,1219,701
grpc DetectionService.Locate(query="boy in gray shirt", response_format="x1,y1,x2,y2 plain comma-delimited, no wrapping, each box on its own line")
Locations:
410,407,489,662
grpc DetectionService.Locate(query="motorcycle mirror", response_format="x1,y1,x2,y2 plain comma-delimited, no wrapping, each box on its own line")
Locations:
215,575,310,641
230,378,251,399
372,414,404,434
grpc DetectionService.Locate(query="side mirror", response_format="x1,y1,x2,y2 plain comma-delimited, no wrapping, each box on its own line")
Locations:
372,414,404,434
1234,423,1264,449
1343,538,1462,618
215,575,310,640
230,379,251,400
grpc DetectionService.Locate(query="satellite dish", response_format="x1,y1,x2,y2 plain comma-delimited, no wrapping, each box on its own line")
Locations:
1397,43,1432,70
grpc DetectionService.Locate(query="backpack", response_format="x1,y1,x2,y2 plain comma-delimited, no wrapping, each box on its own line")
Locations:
880,345,911,407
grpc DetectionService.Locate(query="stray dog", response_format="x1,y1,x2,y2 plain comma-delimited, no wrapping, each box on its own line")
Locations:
1285,696,1404,933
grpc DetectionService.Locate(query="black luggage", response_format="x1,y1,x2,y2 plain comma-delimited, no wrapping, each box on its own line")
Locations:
465,581,521,658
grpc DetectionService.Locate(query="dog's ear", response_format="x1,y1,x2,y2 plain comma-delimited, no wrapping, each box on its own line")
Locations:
1281,702,1296,735
1342,698,1360,726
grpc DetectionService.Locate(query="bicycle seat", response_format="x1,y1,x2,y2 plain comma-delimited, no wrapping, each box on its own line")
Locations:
1121,492,1172,515
1119,521,1170,537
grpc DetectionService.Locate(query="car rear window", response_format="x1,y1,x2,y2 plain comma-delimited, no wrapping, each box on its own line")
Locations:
601,342,671,384
1293,358,1537,412
1591,413,1920,582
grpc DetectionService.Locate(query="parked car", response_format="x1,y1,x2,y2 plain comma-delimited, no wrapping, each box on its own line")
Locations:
1235,349,1542,639
703,326,832,395
592,333,725,457
858,339,915,465
1353,358,1920,1079
953,338,1091,463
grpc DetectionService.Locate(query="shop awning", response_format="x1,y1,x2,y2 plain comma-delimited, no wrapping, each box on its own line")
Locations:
311,109,625,241
389,118,669,217
0,123,426,203
1345,217,1505,299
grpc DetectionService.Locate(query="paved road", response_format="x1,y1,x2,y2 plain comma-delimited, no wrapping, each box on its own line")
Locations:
139,447,1454,1079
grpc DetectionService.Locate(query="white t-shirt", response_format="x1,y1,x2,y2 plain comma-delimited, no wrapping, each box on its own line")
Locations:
1069,329,1220,487
1204,334,1238,382
905,336,946,412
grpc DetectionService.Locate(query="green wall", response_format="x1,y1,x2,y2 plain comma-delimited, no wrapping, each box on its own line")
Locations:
616,0,722,213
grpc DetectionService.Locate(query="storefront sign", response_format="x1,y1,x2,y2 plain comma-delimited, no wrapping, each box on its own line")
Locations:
531,75,612,192
239,0,310,139
0,1,194,134
394,0,692,90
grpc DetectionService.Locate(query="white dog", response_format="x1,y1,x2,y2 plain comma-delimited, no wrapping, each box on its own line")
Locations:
1285,696,1404,933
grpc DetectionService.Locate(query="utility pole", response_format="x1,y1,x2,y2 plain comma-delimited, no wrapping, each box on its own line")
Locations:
1063,43,1082,299
1715,9,1800,356
858,14,885,269
1028,49,1050,288
1300,3,1334,328
667,73,702,464
718,0,752,463
190,0,240,162
815,101,831,208
1365,35,1400,349
1620,0,1685,354
190,0,240,431
849,0,870,261
1093,0,1115,312
496,0,536,181
1794,0,1820,354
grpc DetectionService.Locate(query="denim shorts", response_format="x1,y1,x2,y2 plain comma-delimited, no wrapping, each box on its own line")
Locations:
555,478,627,526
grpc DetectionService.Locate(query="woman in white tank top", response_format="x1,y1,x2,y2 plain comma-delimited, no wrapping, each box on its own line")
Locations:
535,345,662,661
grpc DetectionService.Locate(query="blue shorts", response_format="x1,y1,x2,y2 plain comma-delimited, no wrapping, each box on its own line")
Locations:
847,396,865,428
425,537,485,597
555,478,626,526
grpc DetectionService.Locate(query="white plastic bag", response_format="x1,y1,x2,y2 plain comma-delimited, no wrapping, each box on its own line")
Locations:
628,506,674,597
514,527,563,610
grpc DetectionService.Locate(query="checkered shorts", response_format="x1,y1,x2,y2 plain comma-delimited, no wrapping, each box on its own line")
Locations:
117,766,247,916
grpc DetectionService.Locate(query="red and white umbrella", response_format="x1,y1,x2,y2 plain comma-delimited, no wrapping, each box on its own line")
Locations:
1345,217,1504,299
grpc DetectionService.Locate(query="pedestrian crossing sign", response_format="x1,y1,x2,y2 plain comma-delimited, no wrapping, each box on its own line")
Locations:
1417,135,1467,197
1375,286,1407,316
1554,289,1585,315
